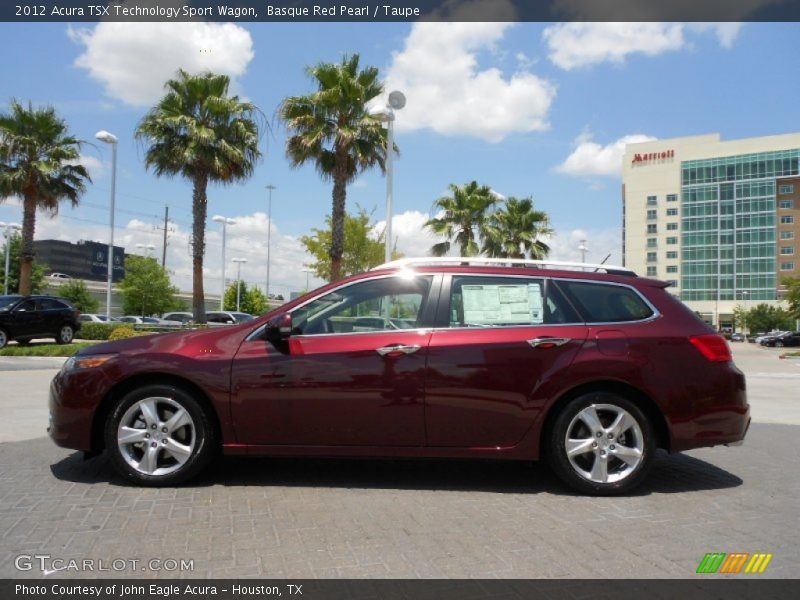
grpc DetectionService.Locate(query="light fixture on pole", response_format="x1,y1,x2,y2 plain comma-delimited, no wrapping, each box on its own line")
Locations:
369,90,405,262
95,130,118,319
232,258,247,311
578,239,588,263
212,215,236,310
0,221,22,295
265,184,276,303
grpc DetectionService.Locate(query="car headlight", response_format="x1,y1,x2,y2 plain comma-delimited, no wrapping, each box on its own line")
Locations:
62,354,115,372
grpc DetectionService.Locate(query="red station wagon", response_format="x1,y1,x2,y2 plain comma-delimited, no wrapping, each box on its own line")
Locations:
48,258,750,495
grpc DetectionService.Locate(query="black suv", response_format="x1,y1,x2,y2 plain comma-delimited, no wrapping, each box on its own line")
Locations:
0,295,81,348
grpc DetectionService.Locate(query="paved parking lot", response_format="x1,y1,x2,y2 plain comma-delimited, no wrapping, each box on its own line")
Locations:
0,344,798,579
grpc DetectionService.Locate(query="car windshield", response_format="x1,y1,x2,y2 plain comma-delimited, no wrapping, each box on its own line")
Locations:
0,296,22,310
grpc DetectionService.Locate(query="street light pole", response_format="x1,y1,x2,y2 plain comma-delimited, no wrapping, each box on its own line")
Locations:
742,291,749,339
302,267,313,292
578,239,588,263
0,222,22,295
213,215,236,310
265,184,276,303
232,258,247,311
95,130,118,319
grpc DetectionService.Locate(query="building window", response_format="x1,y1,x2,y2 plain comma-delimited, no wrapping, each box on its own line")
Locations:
781,216,795,224
666,237,678,245
779,199,794,209
666,266,678,274
780,246,795,255
779,184,794,195
666,194,678,202
646,266,657,277
666,251,678,259
647,252,657,262
647,195,657,206
647,238,657,248
781,262,796,271
647,209,657,220
781,231,795,240
666,222,678,231
647,224,658,234
666,208,678,216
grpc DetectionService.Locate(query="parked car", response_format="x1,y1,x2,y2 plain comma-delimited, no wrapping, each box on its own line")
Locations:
78,314,113,323
205,311,255,325
162,312,194,325
756,331,789,345
120,316,183,328
0,295,80,348
761,331,800,348
47,272,72,280
730,332,745,342
48,258,749,495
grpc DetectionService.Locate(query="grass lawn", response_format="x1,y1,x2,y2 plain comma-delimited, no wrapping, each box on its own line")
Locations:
0,341,99,357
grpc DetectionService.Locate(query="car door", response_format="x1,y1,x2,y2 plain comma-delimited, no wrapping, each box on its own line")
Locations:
230,274,438,447
39,298,68,333
11,299,45,337
424,275,589,448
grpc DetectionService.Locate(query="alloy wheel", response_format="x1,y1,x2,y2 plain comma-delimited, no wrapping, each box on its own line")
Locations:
59,325,73,343
117,397,196,476
564,403,644,484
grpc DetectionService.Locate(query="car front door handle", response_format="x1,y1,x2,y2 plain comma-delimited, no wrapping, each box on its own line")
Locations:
527,337,572,349
376,344,422,357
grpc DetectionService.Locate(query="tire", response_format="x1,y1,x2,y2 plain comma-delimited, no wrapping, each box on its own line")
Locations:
55,324,74,345
0,328,8,349
104,384,217,486
547,392,656,495
776,341,784,348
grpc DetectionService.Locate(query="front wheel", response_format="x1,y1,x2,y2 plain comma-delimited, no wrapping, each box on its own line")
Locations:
55,324,74,344
104,384,217,486
548,393,655,495
0,328,8,349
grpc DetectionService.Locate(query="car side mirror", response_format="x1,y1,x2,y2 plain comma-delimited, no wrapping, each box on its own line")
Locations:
265,312,293,346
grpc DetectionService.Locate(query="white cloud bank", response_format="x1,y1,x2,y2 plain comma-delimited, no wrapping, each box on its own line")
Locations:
384,22,556,142
68,22,255,106
543,22,742,70
557,132,657,178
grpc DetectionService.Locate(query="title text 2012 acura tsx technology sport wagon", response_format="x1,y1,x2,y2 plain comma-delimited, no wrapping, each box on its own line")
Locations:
48,258,749,495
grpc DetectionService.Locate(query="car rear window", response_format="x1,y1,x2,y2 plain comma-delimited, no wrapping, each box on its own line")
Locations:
556,280,654,323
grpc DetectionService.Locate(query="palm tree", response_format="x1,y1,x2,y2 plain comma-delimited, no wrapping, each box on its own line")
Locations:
136,70,261,322
482,197,552,259
0,101,90,294
280,54,388,282
424,181,497,257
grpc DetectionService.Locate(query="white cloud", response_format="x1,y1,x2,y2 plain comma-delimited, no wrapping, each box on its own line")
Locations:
543,22,742,70
66,154,104,178
373,210,441,257
383,22,556,142
556,132,657,178
546,227,622,266
68,22,254,106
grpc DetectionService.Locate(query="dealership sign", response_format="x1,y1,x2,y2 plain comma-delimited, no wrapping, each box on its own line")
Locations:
632,149,675,164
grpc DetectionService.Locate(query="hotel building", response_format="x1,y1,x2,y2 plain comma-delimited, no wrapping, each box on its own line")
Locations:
622,133,800,327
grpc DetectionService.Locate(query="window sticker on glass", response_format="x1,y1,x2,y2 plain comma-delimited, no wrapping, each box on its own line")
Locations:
461,284,543,325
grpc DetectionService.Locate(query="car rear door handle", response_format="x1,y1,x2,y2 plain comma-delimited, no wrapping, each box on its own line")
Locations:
528,337,571,349
376,344,422,357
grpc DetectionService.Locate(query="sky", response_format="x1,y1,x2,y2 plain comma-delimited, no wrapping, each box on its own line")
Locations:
1,20,799,298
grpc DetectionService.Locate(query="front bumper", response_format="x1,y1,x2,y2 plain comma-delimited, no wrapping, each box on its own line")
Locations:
48,369,110,452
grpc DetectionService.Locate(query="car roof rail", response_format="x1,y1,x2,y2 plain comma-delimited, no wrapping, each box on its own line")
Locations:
371,257,637,276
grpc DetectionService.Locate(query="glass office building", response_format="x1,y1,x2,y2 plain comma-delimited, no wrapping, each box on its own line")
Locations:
623,134,800,326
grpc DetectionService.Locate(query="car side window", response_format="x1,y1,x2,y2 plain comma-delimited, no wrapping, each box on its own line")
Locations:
16,300,36,312
39,299,66,310
448,276,580,327
556,280,654,323
292,276,432,335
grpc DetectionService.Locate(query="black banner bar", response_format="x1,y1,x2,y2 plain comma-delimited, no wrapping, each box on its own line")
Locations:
3,0,800,23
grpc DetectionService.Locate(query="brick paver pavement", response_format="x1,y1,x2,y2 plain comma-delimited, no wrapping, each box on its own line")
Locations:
0,423,797,579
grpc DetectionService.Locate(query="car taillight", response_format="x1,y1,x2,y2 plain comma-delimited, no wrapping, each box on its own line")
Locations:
689,334,732,362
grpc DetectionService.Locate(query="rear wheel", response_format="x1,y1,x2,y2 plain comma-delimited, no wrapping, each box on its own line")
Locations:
55,324,74,344
0,328,8,349
548,392,655,495
104,384,217,486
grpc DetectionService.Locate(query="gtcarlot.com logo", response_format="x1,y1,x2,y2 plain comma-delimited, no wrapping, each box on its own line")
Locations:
14,554,194,574
696,552,773,574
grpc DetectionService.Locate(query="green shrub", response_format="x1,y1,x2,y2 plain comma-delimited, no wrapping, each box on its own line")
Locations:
79,322,118,340
108,326,138,341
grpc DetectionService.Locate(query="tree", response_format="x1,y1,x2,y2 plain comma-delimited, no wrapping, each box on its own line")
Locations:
301,207,395,280
223,280,267,315
118,255,181,316
732,304,748,332
425,181,497,257
784,277,800,320
281,54,388,282
0,233,47,294
135,70,262,323
744,303,795,334
0,100,90,294
482,197,553,259
57,279,99,313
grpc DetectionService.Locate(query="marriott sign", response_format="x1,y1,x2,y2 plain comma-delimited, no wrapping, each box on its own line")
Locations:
632,149,675,164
